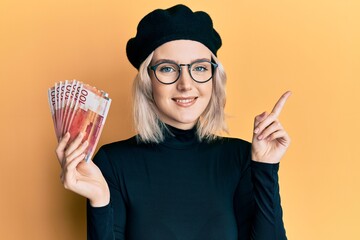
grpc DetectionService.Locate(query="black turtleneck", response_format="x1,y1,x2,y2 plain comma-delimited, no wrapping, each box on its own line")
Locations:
87,126,287,240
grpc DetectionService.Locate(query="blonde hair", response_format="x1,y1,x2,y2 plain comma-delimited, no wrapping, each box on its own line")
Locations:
132,52,228,143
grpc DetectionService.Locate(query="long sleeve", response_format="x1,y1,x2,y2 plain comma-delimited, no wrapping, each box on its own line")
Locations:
250,161,287,240
87,147,127,240
87,202,114,240
234,153,287,240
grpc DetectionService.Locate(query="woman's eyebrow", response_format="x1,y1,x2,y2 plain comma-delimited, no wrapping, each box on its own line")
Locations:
151,59,176,65
152,58,212,65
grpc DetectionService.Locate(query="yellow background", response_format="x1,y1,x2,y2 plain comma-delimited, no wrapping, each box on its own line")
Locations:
1,0,359,239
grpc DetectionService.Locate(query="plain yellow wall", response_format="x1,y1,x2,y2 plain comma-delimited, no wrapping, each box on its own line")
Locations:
1,0,359,239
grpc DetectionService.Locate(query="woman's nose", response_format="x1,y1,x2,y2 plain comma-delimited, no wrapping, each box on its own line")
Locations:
176,67,193,91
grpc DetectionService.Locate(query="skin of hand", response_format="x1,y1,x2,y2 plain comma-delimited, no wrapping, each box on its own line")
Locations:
55,132,110,207
251,91,292,164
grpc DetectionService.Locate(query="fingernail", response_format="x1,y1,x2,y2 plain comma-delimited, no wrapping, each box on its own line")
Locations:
258,134,263,140
254,128,259,134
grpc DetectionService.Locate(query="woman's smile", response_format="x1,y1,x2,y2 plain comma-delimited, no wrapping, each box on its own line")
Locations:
172,96,198,107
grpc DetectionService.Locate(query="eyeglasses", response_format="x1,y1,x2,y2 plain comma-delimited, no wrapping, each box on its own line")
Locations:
148,60,218,85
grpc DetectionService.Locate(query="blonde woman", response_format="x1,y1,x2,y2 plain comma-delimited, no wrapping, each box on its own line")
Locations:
56,4,290,240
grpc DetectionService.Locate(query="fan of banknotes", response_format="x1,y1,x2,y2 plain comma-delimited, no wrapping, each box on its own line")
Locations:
48,80,111,162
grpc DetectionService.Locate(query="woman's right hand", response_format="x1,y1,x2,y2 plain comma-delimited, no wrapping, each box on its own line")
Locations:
55,132,110,207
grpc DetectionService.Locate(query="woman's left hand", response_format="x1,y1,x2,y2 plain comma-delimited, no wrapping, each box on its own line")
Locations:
251,91,292,164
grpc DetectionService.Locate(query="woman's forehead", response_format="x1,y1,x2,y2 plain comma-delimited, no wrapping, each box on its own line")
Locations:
152,40,212,62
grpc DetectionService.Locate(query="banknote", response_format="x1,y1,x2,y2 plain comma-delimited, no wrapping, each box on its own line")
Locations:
62,81,77,135
67,83,111,161
55,82,62,140
60,80,70,133
48,86,58,138
48,81,111,162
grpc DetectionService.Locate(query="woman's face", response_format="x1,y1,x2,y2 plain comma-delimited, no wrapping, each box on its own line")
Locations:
150,40,213,130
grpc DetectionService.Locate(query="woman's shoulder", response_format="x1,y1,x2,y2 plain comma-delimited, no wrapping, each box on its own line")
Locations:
93,135,149,167
200,136,252,161
98,135,147,154
209,136,251,149
102,135,138,147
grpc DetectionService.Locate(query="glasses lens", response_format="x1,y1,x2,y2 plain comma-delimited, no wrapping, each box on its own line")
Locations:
190,61,214,82
155,62,180,84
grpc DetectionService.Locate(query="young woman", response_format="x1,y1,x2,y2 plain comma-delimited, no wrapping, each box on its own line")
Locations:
56,4,290,240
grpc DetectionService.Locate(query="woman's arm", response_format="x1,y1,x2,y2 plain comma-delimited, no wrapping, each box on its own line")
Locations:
238,91,291,239
87,146,127,240
55,132,110,207
234,154,287,240
55,133,121,239
250,161,287,239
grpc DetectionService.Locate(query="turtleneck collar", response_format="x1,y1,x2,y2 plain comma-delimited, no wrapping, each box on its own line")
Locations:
160,124,199,149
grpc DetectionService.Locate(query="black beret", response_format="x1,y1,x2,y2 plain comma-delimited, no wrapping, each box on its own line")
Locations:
126,4,222,69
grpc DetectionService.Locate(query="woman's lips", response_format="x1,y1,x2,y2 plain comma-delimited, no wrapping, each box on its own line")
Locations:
172,97,198,107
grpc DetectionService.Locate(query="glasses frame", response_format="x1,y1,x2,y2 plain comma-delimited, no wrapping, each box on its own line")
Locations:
148,60,218,85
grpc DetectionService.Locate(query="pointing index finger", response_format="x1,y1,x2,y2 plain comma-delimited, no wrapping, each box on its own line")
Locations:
271,91,292,117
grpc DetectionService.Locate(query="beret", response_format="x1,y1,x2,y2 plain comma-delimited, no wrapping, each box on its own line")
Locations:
126,4,222,69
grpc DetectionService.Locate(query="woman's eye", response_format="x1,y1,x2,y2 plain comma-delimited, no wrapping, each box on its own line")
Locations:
159,66,176,73
193,66,208,72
